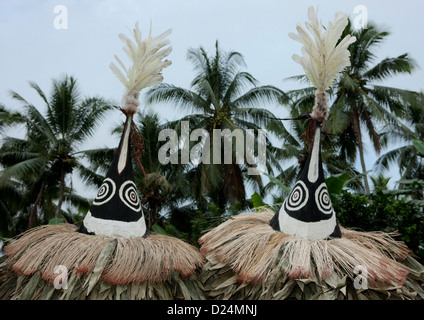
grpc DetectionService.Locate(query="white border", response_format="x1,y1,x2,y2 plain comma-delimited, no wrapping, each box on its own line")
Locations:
82,211,147,238
278,206,337,239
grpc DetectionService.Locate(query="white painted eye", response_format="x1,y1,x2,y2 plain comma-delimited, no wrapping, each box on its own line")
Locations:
315,183,333,214
285,181,309,211
93,178,116,205
119,181,141,212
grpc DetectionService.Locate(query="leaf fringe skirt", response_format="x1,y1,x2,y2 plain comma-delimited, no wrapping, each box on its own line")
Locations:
0,224,205,300
199,209,424,300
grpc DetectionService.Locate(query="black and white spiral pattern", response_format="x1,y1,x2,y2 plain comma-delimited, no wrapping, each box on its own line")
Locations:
119,181,141,212
284,181,309,211
93,178,116,205
315,183,333,215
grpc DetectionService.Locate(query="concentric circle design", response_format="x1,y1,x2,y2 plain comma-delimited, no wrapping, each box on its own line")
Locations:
93,178,116,205
119,181,141,212
284,181,309,211
315,183,333,215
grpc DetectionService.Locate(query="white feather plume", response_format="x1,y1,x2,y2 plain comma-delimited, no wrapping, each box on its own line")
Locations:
110,22,172,113
289,6,356,92
289,7,356,121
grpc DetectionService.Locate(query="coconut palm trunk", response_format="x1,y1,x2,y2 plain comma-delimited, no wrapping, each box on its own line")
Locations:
28,181,44,229
55,167,65,217
352,108,371,193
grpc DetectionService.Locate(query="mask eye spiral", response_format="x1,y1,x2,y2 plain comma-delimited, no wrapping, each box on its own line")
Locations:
93,178,116,205
315,183,333,214
119,181,141,212
284,181,309,211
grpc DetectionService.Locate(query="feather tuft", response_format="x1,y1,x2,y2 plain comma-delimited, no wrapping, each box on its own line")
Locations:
110,21,172,114
290,6,356,121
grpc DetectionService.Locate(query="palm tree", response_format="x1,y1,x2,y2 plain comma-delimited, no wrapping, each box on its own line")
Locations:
0,75,113,229
145,41,286,209
285,21,419,193
375,91,424,198
0,105,27,236
370,174,391,191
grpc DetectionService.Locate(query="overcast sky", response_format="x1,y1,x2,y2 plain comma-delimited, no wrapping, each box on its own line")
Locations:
1,0,423,199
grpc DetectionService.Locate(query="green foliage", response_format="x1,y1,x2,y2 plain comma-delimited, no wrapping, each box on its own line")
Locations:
146,41,286,210
260,170,291,195
151,223,169,235
48,217,66,225
413,139,424,155
251,192,268,209
334,189,424,263
154,201,246,247
0,75,113,234
325,173,351,203
0,35,423,271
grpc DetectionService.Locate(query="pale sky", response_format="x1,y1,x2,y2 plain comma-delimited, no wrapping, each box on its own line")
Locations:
1,0,423,199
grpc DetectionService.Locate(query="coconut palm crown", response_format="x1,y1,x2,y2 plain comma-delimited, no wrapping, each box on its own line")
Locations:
0,75,112,230
145,40,287,208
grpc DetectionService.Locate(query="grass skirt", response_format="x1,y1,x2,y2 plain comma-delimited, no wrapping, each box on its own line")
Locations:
199,209,424,300
0,224,205,300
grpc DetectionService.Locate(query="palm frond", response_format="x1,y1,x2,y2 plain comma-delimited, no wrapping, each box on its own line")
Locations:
374,145,415,173
28,81,50,108
0,104,25,133
369,85,421,119
222,71,257,104
0,157,47,187
363,54,417,81
222,50,247,81
74,163,107,188
348,23,390,73
283,74,310,84
23,102,57,145
186,46,210,80
232,107,283,130
49,75,80,138
232,85,284,109
145,84,209,114
71,98,114,143
360,87,415,138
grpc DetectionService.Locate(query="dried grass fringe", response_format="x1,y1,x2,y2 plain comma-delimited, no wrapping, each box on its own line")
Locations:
199,208,413,287
5,224,204,285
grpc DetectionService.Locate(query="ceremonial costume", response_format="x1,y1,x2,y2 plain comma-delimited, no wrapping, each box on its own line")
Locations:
0,23,204,300
199,7,424,300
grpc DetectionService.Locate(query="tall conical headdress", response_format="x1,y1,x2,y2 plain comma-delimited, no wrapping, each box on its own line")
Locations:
79,114,147,238
0,22,205,300
79,22,172,238
270,6,356,239
270,121,341,238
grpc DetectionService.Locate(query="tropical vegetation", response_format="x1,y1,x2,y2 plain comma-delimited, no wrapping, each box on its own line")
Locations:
0,75,112,236
0,20,423,263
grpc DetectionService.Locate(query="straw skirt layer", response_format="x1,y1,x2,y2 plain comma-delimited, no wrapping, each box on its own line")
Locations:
199,209,424,300
0,224,205,300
